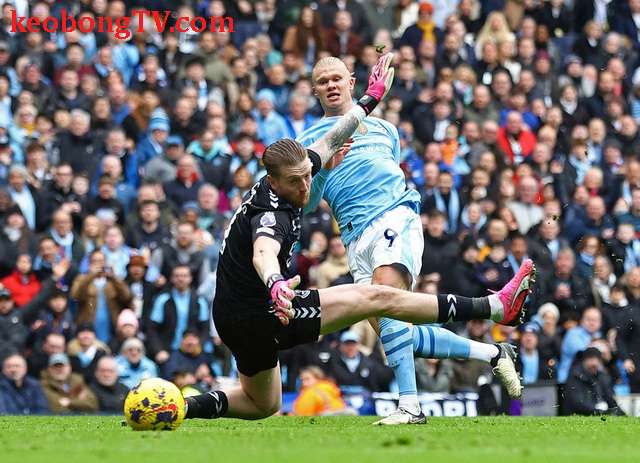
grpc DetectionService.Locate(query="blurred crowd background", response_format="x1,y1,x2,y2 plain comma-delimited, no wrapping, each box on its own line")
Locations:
0,0,639,417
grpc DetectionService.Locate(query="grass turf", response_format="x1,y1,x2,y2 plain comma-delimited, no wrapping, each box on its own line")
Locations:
1,416,638,463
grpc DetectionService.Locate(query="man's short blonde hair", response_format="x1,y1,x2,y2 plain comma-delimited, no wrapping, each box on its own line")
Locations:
311,56,350,84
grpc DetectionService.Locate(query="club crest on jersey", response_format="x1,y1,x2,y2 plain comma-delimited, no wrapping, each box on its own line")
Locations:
357,123,368,135
260,212,277,227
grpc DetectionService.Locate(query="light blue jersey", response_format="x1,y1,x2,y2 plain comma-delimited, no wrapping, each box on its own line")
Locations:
297,116,421,245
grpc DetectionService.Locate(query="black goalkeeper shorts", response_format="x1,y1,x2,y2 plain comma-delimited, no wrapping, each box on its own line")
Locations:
213,289,322,377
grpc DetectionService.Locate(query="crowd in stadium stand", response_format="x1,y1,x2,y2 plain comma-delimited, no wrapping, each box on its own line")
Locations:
1,0,640,417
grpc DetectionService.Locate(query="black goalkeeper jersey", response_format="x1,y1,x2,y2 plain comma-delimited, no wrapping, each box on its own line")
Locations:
214,150,322,312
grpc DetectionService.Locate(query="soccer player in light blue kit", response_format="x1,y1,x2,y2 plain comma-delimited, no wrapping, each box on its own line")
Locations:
298,56,534,424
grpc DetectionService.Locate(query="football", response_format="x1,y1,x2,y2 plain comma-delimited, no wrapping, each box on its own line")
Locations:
123,378,186,431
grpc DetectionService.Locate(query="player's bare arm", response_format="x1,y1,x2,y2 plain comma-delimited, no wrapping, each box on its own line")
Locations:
252,236,298,323
308,53,395,166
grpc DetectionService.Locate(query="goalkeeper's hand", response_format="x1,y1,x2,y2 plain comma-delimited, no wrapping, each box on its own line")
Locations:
268,275,301,325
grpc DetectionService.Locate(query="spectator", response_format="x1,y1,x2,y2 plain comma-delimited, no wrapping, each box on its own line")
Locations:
282,6,327,71
536,303,563,365
163,155,205,208
115,337,158,389
40,163,80,229
527,218,569,275
163,330,212,380
149,221,211,288
476,243,512,292
252,89,288,146
125,200,171,254
324,330,393,394
0,207,38,274
517,323,556,384
55,109,100,176
187,129,229,164
109,308,143,354
399,3,442,53
325,10,364,58
196,184,226,241
539,248,593,316
422,172,462,235
89,356,129,413
0,354,49,415
496,111,537,165
564,195,615,245
40,353,99,414
292,366,351,416
98,226,134,279
71,249,132,344
564,347,622,416
1,253,41,307
558,307,603,383
143,135,184,184
7,165,40,231
450,238,484,297
464,85,499,126
47,209,84,265
68,324,110,383
93,154,137,214
507,176,543,235
136,108,170,166
314,235,349,289
415,358,453,393
615,187,640,231
27,333,66,380
147,265,209,365
575,234,604,280
86,175,125,226
607,222,640,277
420,210,459,291
285,92,318,139
28,285,75,348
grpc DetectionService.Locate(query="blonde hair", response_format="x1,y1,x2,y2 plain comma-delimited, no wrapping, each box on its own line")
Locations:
311,56,349,84
262,139,309,178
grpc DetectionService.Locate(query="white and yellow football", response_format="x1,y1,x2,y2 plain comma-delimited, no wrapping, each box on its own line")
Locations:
123,378,186,431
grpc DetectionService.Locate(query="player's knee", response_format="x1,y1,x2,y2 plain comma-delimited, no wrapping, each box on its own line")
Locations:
372,265,410,289
264,398,282,418
255,397,281,419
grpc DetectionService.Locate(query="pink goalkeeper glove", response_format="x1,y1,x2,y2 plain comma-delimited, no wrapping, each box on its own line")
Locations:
366,52,394,100
267,274,301,325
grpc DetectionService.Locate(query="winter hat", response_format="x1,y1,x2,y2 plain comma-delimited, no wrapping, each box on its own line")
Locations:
148,108,170,132
117,309,139,330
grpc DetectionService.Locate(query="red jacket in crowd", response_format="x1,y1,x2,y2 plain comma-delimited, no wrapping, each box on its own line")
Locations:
1,271,42,307
496,127,537,165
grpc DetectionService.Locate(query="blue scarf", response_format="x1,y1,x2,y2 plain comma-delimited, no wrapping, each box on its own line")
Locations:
460,205,487,231
568,156,591,185
434,188,460,234
624,240,640,273
50,229,74,260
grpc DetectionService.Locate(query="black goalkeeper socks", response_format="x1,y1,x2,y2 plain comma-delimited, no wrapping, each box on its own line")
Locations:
436,294,491,323
185,391,229,419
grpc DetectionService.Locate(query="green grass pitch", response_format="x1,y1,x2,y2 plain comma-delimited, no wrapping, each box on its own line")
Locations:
1,416,638,463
